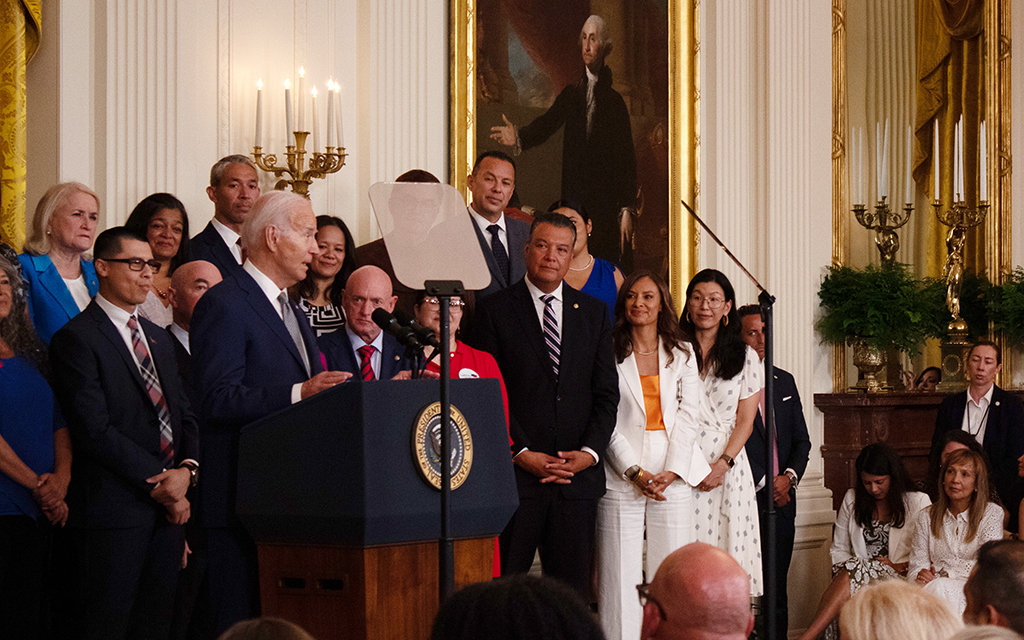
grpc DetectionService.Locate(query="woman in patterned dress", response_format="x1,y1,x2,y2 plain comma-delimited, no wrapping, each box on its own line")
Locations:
679,268,763,596
291,215,356,336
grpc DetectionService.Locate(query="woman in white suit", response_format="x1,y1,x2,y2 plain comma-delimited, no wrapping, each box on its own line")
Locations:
596,270,711,640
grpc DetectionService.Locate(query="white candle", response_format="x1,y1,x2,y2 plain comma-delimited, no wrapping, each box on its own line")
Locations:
905,125,913,204
297,67,305,132
850,128,858,204
957,117,965,200
335,82,344,148
881,118,890,199
953,120,959,199
284,79,293,145
933,119,940,200
311,87,319,153
255,79,263,147
859,128,865,205
326,82,335,149
876,122,882,201
979,120,987,201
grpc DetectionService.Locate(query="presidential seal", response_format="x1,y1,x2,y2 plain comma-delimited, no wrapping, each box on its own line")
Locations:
412,402,473,490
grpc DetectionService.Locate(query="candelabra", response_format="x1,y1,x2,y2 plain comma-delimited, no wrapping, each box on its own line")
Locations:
853,197,912,264
933,196,988,392
252,131,346,198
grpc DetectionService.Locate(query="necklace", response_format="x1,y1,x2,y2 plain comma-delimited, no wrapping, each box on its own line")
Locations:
635,345,658,356
152,284,168,300
569,255,595,272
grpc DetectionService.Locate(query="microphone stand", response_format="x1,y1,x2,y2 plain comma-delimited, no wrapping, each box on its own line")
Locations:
683,201,778,640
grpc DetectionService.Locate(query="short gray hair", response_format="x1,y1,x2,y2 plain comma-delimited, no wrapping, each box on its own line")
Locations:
209,155,258,188
581,15,612,55
241,191,306,250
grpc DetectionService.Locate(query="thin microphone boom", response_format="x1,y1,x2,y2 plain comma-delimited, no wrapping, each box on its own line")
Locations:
681,200,766,294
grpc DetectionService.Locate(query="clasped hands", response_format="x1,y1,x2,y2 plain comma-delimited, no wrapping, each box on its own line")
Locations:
147,467,192,525
34,472,69,527
630,467,678,501
515,450,593,484
696,458,730,492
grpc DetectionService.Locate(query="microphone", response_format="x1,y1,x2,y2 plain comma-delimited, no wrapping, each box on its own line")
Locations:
394,310,442,349
372,308,422,349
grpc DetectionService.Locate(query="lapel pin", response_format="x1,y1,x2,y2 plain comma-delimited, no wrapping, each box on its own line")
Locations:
573,303,579,309
394,355,400,361
995,401,1001,407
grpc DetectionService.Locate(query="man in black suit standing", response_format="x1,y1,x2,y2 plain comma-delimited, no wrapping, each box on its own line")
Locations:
467,151,530,302
471,212,618,595
50,227,200,640
318,265,411,379
190,155,261,276
738,305,810,640
931,340,1024,531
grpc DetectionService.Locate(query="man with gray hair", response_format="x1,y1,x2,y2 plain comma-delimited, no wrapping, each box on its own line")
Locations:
490,14,636,267
190,190,350,634
963,539,1024,634
191,155,261,275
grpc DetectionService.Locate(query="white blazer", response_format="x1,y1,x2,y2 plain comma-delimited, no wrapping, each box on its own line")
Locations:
604,341,711,492
830,488,932,565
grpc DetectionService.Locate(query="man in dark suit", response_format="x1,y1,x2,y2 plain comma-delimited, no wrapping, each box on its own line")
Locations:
50,227,199,640
471,212,618,595
190,191,351,634
931,340,1024,531
189,155,261,276
318,264,411,379
467,151,530,302
738,305,810,640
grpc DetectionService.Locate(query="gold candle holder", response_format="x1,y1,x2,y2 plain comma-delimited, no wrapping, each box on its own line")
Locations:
852,196,912,264
252,131,346,198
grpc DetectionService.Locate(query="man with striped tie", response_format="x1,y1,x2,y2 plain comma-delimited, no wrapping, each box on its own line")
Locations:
50,227,200,640
471,212,618,596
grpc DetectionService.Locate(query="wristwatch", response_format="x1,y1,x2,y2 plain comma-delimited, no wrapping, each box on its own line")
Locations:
785,470,799,488
179,461,199,488
719,453,735,468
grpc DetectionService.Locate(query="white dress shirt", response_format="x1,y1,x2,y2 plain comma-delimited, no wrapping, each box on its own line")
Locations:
169,322,190,355
961,384,995,445
211,218,243,265
345,325,385,379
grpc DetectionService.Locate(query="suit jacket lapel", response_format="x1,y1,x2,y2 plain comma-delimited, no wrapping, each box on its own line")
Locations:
32,254,82,321
658,346,677,433
239,272,309,375
471,212,507,288
507,221,527,283
87,303,150,397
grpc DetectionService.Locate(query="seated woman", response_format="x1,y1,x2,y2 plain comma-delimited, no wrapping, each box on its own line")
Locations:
839,580,962,640
292,216,356,336
797,442,930,640
551,199,623,321
124,192,192,327
909,448,1003,615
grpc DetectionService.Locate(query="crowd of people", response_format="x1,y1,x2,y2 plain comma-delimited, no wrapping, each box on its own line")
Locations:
1,148,1023,640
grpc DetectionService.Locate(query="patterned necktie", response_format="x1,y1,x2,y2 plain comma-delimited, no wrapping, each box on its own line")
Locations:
127,315,174,468
487,224,510,285
358,345,376,381
279,293,311,377
541,294,560,376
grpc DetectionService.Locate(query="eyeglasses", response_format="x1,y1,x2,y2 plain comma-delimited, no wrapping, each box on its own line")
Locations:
423,297,465,310
689,294,725,309
100,258,162,273
636,582,667,621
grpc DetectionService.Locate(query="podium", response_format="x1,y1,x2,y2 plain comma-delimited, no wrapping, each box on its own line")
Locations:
237,379,518,640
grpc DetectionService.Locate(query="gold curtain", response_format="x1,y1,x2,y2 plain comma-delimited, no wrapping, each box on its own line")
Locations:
0,0,41,250
914,0,985,276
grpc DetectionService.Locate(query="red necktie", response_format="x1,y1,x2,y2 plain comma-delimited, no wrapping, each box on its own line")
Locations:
358,345,376,381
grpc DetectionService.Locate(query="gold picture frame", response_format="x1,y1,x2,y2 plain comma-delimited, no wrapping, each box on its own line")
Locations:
449,0,699,302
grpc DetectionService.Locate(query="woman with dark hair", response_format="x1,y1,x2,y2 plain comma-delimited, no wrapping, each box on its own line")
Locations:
596,270,708,640
798,442,930,640
0,254,71,639
914,366,942,391
551,199,623,320
124,192,192,327
292,215,356,336
910,448,1003,615
679,268,763,595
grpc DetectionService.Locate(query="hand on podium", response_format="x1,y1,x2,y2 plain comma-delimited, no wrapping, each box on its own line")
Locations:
301,370,353,399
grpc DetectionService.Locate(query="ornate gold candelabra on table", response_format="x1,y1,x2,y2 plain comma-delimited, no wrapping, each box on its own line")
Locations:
853,196,912,264
933,197,987,392
252,131,346,198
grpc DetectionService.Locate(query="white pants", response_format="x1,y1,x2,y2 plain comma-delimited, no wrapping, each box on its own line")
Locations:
596,431,696,640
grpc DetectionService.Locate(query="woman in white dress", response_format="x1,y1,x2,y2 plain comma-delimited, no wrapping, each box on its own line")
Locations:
909,448,1003,615
679,268,763,596
596,270,710,640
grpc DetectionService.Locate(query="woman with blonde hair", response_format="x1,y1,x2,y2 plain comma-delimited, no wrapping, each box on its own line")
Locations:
18,182,100,343
839,580,962,640
909,448,1003,615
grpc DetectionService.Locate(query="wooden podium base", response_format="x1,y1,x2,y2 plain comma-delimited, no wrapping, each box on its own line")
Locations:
256,537,494,640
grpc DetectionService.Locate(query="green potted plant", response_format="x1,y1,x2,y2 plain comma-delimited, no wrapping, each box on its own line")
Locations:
989,267,1024,347
816,262,931,391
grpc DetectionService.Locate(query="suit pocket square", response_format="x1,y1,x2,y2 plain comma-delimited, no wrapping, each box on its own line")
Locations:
782,395,792,402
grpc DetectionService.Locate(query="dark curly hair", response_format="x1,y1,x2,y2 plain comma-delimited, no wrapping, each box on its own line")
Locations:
679,268,744,379
0,256,49,377
612,269,690,366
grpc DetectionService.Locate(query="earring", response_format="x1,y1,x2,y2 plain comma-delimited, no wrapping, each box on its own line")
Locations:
685,311,692,324
46,229,51,236
722,315,729,327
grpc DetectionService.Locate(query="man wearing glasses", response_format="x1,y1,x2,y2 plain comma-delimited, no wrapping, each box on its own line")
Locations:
638,542,754,640
50,227,200,640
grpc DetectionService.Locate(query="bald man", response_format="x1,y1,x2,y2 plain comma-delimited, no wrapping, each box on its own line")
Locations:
640,542,754,640
318,265,412,380
167,260,222,364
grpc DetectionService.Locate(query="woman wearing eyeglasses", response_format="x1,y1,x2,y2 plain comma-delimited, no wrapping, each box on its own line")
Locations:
679,268,763,596
18,183,101,344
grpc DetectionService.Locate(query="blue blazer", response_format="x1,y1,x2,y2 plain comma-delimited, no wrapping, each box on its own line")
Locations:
18,253,99,344
190,268,323,527
189,222,243,277
318,328,411,380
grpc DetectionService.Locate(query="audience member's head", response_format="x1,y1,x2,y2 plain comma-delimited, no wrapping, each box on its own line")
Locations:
216,617,316,640
0,254,46,372
207,155,261,231
395,169,441,183
23,181,100,257
639,542,753,640
966,341,1001,393
853,442,913,529
93,227,157,312
169,260,222,331
931,448,990,543
467,151,516,222
964,540,1024,634
125,192,192,273
736,304,765,361
524,213,576,293
948,626,1023,640
241,191,318,290
915,366,942,391
342,265,396,344
429,574,603,640
839,580,962,640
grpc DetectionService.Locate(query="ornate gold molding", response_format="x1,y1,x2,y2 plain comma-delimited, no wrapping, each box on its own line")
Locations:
831,0,847,390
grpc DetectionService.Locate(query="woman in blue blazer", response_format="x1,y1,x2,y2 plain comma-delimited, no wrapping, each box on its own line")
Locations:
18,182,100,343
